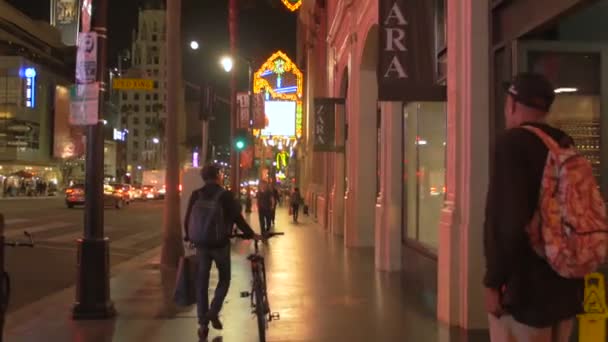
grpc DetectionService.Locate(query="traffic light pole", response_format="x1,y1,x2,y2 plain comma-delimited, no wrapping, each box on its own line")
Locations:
73,0,115,319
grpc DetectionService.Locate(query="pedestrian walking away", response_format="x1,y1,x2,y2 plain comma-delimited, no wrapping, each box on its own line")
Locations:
256,181,274,233
482,72,608,342
184,164,259,340
290,187,302,223
270,183,280,227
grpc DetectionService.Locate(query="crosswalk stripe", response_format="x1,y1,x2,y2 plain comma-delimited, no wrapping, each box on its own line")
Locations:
111,229,160,249
4,218,31,225
4,222,73,239
45,225,117,243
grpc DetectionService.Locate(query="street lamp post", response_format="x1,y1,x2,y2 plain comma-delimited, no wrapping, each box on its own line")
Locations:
73,0,115,319
220,55,254,195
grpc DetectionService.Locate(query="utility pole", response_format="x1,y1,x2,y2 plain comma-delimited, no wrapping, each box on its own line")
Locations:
160,0,184,268
73,0,115,319
229,0,239,194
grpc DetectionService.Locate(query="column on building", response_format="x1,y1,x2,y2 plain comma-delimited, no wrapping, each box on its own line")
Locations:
437,0,490,331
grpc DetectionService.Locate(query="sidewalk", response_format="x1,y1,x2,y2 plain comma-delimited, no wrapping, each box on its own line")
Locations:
4,208,487,342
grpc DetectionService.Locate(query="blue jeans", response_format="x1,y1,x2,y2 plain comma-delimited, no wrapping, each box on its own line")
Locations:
196,245,231,325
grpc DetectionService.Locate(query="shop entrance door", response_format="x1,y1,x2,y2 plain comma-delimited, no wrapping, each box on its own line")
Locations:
514,40,608,197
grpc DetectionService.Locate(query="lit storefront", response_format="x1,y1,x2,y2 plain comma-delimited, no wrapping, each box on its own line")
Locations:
300,0,489,334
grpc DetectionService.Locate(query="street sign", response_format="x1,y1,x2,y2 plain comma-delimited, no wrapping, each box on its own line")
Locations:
112,78,154,90
313,98,344,152
69,83,99,125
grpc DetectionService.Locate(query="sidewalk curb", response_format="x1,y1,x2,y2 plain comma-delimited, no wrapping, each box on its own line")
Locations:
4,245,163,332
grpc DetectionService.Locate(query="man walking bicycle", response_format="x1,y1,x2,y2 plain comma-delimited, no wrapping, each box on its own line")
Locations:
184,164,258,340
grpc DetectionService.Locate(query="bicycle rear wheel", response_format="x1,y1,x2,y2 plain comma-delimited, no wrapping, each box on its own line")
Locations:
253,273,267,342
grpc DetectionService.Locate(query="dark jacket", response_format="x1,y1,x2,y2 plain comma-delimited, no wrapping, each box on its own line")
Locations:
484,122,584,328
257,190,274,211
184,183,255,248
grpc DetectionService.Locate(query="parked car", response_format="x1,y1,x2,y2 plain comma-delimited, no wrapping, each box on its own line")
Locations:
65,184,126,209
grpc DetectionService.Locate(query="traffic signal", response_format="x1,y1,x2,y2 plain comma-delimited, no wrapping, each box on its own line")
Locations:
234,128,251,151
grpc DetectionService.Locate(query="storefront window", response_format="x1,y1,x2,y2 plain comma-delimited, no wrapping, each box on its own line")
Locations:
403,102,447,250
527,51,602,189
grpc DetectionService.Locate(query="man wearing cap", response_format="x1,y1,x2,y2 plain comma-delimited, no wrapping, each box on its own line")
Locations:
184,164,259,340
483,72,583,341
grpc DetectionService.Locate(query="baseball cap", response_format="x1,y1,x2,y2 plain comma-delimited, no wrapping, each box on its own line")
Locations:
504,72,555,112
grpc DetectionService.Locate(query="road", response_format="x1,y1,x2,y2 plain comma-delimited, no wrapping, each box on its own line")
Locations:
1,197,164,313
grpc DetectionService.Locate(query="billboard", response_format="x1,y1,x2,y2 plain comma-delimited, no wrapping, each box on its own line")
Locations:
51,0,81,46
261,101,296,137
54,85,85,158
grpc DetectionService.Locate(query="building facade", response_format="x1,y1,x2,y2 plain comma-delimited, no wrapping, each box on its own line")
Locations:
118,2,168,182
0,1,75,192
300,0,608,335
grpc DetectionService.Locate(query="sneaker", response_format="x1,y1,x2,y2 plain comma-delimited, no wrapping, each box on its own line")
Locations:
198,326,209,340
207,313,223,330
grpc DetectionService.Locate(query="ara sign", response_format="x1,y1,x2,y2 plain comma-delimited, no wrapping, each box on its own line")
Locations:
377,0,444,101
20,67,37,108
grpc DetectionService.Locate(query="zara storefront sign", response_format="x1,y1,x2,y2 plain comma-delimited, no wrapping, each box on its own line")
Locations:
378,0,445,101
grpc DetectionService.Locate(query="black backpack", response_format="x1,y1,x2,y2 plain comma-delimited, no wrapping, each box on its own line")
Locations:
187,189,228,247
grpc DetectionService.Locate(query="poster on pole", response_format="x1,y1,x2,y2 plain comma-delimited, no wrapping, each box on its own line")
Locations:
75,32,97,84
69,83,99,125
252,93,265,129
70,31,99,125
237,92,250,129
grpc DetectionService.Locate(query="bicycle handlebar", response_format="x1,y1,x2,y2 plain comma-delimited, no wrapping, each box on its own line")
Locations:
232,232,285,240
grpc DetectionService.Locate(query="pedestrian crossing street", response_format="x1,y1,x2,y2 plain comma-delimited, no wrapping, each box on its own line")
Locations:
4,216,163,255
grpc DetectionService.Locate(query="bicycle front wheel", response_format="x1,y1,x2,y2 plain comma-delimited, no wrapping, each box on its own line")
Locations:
254,275,267,342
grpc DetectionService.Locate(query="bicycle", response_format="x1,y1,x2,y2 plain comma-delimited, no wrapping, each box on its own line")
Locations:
232,231,284,342
0,231,34,341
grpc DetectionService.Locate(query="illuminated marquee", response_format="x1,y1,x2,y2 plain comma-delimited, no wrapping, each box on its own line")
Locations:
281,0,302,11
253,51,303,139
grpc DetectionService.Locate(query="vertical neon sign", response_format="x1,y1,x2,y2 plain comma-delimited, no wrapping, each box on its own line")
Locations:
21,67,37,108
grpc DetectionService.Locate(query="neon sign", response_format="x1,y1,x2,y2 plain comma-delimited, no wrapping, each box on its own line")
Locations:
20,67,37,108
281,0,301,11
253,51,303,139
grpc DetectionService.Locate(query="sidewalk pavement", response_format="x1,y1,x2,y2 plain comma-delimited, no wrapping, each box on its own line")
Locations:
5,208,489,342
0,195,59,201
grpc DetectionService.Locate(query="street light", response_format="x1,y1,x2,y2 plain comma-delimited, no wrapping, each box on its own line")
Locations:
190,40,199,50
220,56,234,73
152,137,160,144
219,55,254,195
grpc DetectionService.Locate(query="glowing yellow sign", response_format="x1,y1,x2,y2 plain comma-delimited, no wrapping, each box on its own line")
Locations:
281,0,302,11
578,273,608,342
253,50,304,139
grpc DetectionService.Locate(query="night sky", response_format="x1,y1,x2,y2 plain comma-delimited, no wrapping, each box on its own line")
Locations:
7,0,298,146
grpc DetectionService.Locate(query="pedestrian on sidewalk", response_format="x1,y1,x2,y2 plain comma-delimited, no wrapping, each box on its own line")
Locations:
256,181,274,233
290,187,302,223
270,183,280,227
484,73,586,342
184,164,258,340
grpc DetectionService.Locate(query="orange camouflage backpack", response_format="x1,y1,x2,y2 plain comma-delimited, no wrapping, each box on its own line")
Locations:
523,125,608,278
